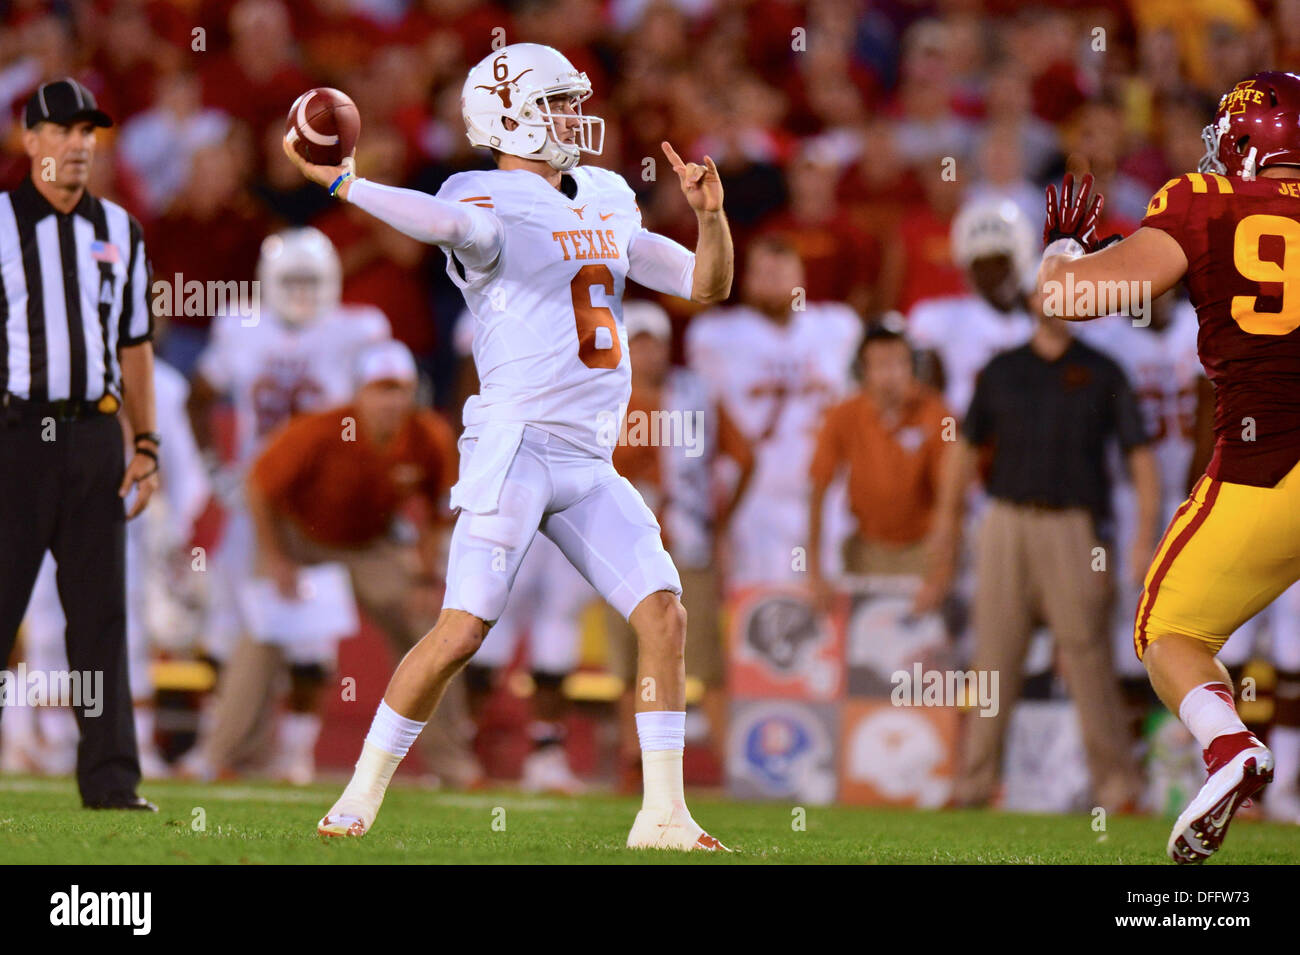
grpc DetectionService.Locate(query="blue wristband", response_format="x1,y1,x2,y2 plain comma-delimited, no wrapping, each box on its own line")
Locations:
329,172,353,197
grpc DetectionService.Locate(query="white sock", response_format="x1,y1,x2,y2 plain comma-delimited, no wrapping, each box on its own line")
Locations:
1178,682,1249,750
280,712,322,763
635,710,685,751
636,711,687,812
366,700,426,758
332,702,426,824
1270,725,1300,792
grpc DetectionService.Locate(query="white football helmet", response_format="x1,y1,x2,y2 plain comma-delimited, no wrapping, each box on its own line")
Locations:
461,43,604,171
256,227,341,326
950,197,1037,293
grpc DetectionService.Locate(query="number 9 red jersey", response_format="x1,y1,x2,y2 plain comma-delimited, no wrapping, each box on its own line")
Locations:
1141,171,1300,487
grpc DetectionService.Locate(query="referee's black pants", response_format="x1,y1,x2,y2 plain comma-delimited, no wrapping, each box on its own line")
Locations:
0,410,141,803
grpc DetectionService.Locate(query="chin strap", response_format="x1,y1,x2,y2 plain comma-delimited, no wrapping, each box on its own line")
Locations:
1241,146,1259,181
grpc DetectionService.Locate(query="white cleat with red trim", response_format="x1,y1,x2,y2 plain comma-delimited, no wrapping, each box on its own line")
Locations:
317,811,369,838
317,797,376,838
1167,731,1273,864
626,802,731,852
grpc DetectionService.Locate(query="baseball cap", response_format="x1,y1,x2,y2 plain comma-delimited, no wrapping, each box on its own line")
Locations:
25,78,113,129
623,301,671,341
355,340,417,387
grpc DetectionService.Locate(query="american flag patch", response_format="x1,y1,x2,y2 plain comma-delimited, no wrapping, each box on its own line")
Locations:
89,240,120,264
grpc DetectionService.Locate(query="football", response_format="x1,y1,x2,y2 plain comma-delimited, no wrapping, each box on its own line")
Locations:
284,87,360,167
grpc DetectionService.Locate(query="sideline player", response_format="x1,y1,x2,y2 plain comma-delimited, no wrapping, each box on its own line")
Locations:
908,197,1037,418
1037,71,1300,862
282,43,734,849
185,227,389,779
685,236,860,591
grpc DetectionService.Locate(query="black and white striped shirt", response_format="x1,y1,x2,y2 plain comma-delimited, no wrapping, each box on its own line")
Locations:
0,177,151,402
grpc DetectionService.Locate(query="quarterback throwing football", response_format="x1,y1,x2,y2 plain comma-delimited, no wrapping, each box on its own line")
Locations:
283,43,733,850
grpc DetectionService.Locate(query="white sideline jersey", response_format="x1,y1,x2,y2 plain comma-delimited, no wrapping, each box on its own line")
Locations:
907,295,1034,416
687,303,861,586
435,166,695,458
687,303,861,493
196,305,390,468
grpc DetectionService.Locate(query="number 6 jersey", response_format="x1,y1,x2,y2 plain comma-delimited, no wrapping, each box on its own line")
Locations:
434,166,696,457
1141,171,1300,486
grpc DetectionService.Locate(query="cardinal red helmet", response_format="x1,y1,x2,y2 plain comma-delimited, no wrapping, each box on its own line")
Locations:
1201,71,1300,180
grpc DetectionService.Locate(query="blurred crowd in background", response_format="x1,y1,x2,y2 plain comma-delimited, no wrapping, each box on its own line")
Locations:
3,0,1300,812
1,0,1290,390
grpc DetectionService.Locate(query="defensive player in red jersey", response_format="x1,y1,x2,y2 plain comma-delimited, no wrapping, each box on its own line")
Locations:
1038,71,1300,864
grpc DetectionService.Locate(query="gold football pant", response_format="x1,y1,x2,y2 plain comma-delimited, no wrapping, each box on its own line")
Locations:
1135,460,1300,661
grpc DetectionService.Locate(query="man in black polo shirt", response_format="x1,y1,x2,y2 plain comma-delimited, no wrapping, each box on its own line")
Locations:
924,304,1159,811
0,80,160,810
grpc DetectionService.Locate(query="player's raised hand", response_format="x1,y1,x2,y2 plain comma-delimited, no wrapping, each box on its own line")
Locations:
662,141,723,214
1044,172,1105,251
282,134,356,195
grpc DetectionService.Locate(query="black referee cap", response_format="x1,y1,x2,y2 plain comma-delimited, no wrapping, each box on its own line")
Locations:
24,78,113,129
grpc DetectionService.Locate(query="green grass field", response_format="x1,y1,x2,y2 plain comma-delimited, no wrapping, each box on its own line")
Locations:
3,775,1299,864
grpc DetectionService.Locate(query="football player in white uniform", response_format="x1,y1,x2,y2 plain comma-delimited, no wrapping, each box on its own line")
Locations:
184,227,390,781
283,43,734,849
908,197,1037,418
450,307,598,794
686,235,861,590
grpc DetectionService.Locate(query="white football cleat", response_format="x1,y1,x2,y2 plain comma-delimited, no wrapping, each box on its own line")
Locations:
1167,732,1273,864
317,793,380,837
520,746,584,795
317,809,369,838
626,803,731,852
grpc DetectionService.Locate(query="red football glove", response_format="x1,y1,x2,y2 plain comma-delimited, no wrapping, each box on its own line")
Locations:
1044,172,1106,251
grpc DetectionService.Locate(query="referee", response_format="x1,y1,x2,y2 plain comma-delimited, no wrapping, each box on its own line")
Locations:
0,79,160,810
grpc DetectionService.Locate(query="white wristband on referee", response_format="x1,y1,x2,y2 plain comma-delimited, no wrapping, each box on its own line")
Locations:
1043,237,1087,260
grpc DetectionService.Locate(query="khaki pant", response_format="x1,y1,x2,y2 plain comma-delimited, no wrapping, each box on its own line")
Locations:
605,565,724,686
842,535,928,577
954,501,1139,810
203,529,480,787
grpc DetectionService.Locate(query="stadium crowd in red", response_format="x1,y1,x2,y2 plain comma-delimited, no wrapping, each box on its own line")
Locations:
1,0,1288,401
